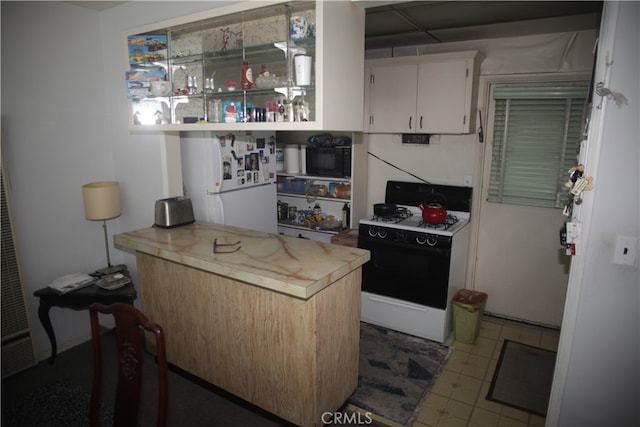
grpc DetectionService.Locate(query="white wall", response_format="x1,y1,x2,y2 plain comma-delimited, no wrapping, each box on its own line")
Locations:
2,1,115,359
548,2,640,424
1,1,238,361
364,133,476,217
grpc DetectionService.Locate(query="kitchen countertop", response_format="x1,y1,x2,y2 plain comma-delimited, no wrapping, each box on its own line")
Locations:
114,221,370,299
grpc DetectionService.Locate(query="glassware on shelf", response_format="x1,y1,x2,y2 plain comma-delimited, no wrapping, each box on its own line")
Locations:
293,95,310,122
208,99,222,123
204,71,216,93
186,75,198,95
255,64,279,89
284,100,294,122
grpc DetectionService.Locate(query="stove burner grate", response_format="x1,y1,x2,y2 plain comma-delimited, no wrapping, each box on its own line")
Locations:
371,207,412,224
418,214,459,230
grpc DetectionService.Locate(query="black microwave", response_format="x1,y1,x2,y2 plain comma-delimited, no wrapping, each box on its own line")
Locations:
306,145,352,178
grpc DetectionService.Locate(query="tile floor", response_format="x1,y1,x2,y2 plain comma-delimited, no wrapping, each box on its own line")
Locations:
413,315,560,427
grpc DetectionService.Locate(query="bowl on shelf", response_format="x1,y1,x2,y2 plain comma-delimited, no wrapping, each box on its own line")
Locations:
255,74,278,89
150,80,172,97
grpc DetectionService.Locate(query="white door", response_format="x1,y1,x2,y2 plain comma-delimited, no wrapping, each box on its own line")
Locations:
472,86,571,327
369,63,417,133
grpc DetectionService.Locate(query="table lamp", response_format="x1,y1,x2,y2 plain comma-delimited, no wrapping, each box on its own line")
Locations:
82,181,124,275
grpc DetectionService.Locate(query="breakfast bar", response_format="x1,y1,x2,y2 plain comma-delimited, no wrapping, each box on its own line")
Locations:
114,221,370,427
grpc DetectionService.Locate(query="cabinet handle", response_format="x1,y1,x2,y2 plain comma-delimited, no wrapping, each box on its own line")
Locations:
409,117,412,130
420,116,423,129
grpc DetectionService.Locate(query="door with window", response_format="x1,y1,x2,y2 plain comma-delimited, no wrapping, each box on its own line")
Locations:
474,83,588,326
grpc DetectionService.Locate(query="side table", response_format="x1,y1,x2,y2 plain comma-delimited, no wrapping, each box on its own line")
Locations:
33,268,137,364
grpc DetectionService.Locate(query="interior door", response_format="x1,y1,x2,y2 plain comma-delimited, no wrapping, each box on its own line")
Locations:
473,87,570,327
369,63,417,133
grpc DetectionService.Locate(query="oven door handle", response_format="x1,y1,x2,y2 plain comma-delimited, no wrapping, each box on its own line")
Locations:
359,239,450,256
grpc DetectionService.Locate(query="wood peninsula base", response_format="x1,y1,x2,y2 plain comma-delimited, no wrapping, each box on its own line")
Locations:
137,252,361,427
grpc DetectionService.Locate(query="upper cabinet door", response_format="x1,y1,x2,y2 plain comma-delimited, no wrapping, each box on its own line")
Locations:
365,51,480,135
368,63,418,133
417,60,470,134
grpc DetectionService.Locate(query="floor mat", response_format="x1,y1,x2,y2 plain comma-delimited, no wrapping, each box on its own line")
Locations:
487,339,557,416
348,322,452,426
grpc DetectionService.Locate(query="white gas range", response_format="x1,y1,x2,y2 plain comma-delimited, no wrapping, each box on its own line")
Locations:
357,181,472,343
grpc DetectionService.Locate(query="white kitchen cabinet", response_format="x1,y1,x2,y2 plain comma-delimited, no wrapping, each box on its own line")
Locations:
366,63,417,133
126,1,365,132
275,131,367,242
365,51,481,134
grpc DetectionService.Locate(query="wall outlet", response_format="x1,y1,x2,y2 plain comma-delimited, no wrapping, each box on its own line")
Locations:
463,175,472,187
612,235,638,266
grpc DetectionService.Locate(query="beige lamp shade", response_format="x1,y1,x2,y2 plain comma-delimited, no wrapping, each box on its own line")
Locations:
82,181,121,220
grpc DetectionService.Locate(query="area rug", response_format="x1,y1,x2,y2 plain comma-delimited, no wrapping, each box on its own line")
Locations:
2,378,113,427
487,339,557,416
348,322,452,426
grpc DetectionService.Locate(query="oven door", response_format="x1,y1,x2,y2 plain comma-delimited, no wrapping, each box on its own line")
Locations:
358,232,451,309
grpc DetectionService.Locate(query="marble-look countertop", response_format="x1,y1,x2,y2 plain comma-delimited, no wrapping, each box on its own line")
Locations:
114,221,370,299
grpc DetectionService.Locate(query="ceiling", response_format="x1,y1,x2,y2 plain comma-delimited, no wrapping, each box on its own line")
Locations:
66,1,603,50
363,1,603,50
64,1,128,10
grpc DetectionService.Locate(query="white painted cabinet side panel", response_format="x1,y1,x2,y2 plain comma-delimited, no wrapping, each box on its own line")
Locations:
317,1,365,131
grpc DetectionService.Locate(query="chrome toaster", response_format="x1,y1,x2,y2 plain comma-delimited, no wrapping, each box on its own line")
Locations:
154,197,195,228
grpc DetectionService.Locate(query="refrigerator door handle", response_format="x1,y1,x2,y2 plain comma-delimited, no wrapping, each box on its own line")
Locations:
206,137,223,193
212,193,225,224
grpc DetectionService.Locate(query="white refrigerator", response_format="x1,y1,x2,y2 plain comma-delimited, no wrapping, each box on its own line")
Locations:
180,131,278,234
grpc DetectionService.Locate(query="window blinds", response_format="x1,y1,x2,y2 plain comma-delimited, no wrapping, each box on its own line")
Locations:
488,85,588,208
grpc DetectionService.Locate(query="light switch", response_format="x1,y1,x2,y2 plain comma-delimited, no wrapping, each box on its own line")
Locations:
613,235,638,266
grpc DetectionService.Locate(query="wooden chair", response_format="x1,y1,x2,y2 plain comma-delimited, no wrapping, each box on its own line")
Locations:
89,302,168,427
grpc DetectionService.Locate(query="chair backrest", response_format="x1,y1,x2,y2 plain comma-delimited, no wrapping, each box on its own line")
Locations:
89,302,168,427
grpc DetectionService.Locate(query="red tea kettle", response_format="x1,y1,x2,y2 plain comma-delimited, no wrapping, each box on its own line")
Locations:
419,203,447,224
